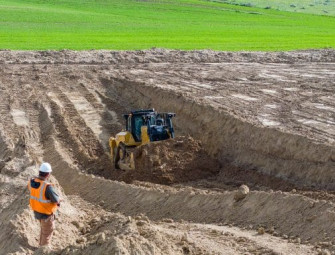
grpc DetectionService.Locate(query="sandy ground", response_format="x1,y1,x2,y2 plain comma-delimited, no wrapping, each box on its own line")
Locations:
0,49,335,254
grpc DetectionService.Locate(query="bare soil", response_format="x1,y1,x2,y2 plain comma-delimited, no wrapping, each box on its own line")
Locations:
0,49,335,255
114,136,220,184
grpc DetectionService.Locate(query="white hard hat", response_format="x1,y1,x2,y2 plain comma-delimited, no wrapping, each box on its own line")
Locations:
40,162,52,173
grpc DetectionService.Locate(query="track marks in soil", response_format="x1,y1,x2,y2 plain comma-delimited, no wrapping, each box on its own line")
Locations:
65,92,103,141
47,88,105,165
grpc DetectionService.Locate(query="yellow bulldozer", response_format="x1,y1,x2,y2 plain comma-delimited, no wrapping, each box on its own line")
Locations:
109,109,176,170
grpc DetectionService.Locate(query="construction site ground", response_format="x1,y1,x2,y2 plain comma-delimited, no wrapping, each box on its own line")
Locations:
0,49,335,254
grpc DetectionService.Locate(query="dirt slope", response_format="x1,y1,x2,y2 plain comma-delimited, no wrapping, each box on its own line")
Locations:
0,50,335,254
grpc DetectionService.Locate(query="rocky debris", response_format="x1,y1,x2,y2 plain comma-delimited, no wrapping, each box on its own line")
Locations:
257,227,265,235
234,185,250,201
96,232,106,245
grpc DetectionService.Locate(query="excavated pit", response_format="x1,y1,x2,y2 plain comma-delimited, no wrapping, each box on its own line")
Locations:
106,77,335,190
0,49,334,254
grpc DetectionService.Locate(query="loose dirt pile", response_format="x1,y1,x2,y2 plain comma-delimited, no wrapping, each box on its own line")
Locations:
0,49,334,254
115,136,220,184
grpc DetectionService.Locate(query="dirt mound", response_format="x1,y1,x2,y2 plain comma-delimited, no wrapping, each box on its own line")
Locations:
1,49,335,65
37,211,315,255
115,136,220,184
41,213,185,255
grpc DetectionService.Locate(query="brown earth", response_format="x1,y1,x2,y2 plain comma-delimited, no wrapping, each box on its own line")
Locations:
114,136,220,184
0,49,335,254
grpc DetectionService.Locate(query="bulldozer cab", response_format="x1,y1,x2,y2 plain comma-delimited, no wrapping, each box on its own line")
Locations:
124,109,175,143
124,109,153,142
125,114,141,141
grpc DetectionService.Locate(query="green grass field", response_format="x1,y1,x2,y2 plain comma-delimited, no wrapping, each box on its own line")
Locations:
0,0,334,51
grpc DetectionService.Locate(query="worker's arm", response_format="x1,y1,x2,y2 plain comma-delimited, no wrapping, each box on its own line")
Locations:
45,185,60,204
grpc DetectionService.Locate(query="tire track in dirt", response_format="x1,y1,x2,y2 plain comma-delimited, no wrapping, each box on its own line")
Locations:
64,82,120,151
46,87,109,174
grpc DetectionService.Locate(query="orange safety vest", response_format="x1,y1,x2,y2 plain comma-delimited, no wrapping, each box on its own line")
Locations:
28,178,58,215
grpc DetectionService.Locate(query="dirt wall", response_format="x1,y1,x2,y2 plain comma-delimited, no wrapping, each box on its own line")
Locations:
105,78,335,189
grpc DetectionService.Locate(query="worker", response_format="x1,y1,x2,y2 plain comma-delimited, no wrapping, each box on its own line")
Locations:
27,162,61,248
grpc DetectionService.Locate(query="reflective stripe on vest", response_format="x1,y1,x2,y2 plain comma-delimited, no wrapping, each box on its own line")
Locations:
30,181,52,203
